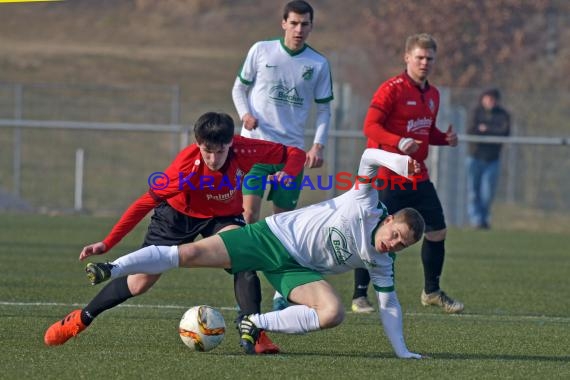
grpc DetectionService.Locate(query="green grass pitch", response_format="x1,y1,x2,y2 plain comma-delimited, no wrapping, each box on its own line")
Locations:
0,214,568,379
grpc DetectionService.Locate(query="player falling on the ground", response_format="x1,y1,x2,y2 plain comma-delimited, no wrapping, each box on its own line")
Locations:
43,112,305,354
85,148,427,358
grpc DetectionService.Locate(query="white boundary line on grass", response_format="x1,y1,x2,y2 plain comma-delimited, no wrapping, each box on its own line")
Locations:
1,301,569,323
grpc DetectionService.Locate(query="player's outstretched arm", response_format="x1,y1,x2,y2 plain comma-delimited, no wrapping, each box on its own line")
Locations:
377,291,426,359
358,148,412,180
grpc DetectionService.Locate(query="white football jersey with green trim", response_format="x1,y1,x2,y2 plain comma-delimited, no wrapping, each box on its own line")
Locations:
266,149,409,290
237,39,333,149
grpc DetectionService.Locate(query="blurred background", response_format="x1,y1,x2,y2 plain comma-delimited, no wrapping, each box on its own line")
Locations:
0,0,568,230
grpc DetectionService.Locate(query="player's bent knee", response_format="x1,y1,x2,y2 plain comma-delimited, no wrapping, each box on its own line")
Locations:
316,305,345,329
178,244,203,267
127,274,161,295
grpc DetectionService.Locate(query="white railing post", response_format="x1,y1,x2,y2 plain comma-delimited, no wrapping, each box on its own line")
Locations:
13,84,23,197
74,148,84,212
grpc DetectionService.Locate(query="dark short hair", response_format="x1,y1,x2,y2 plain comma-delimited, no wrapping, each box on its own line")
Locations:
193,112,234,148
481,88,501,100
392,207,425,242
283,0,314,23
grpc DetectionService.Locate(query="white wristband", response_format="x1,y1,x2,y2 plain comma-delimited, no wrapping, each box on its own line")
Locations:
398,137,414,152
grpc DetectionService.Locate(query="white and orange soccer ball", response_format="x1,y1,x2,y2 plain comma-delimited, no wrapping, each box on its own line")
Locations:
178,305,226,352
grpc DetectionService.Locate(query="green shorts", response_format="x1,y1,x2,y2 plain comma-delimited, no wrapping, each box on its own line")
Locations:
242,163,304,210
219,220,323,299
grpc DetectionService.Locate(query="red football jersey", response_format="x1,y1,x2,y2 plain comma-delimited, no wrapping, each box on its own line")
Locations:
102,135,305,250
363,72,448,182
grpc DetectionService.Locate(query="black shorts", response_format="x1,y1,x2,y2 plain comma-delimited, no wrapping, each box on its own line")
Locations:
142,202,246,248
378,179,446,232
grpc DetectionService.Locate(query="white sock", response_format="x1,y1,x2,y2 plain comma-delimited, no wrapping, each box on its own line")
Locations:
109,245,179,279
250,305,321,334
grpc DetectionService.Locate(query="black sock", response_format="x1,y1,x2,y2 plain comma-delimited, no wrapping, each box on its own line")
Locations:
234,271,261,319
421,238,445,293
82,276,133,326
352,268,370,299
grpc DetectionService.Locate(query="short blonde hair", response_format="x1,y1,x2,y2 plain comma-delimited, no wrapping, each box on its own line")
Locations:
405,33,437,53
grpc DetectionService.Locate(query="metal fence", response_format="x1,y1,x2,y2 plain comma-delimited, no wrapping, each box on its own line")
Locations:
324,85,570,227
0,82,185,213
0,82,569,228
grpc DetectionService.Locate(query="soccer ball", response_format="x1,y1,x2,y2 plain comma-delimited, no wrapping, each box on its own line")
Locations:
178,305,226,352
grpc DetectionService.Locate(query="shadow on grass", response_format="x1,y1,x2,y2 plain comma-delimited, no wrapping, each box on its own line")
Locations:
423,353,569,362
222,351,570,362
237,352,405,359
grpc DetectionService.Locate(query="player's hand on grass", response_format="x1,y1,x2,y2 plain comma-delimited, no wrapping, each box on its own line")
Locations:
79,242,107,261
397,351,429,359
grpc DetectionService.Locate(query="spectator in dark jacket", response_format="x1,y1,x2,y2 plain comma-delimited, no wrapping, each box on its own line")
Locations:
466,88,511,229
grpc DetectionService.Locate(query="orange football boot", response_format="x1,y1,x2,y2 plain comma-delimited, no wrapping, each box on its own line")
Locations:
255,330,280,354
44,309,87,346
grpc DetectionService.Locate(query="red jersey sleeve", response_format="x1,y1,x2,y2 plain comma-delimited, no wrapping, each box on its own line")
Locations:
102,145,199,250
102,192,158,250
363,84,403,149
281,146,305,176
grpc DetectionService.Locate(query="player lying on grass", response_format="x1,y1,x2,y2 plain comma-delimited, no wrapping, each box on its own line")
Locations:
43,111,306,354
85,148,427,358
